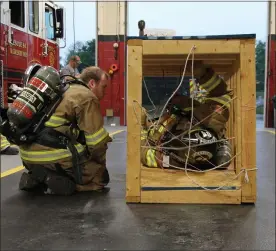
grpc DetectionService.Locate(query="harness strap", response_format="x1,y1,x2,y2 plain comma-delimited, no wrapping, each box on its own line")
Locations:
35,128,83,185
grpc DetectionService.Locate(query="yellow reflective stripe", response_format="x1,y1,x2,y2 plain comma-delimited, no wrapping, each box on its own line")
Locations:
205,94,231,108
146,149,158,167
85,127,109,146
189,80,196,96
158,115,177,133
141,129,148,140
1,135,10,150
141,129,148,135
201,73,221,92
19,144,85,162
45,115,70,127
183,107,192,111
158,125,165,133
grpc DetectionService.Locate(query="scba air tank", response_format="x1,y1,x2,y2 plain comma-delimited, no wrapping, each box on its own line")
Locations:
7,66,61,129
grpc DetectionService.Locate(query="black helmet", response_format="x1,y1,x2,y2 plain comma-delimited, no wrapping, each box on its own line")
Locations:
180,128,218,164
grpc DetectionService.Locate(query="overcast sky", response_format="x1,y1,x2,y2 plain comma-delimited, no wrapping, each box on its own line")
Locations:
57,1,268,62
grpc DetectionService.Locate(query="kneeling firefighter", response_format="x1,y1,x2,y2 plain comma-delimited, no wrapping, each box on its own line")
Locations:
140,62,233,170
0,64,112,195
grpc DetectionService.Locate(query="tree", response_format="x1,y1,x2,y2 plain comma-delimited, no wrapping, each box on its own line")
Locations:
255,40,266,92
63,39,96,67
59,56,64,69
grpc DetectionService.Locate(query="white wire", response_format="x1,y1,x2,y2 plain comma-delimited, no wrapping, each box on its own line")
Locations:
143,78,156,113
138,45,257,190
154,46,196,130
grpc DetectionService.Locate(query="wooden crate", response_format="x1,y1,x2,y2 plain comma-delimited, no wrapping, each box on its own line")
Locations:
126,34,257,204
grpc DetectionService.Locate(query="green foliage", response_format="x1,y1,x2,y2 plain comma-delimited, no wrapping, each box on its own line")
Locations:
59,56,64,69
255,40,266,92
63,39,96,67
256,105,264,114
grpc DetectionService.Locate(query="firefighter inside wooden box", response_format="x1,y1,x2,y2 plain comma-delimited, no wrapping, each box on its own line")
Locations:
0,65,113,195
140,62,233,170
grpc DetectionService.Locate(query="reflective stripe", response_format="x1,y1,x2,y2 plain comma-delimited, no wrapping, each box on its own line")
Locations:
19,143,85,162
158,114,177,133
1,135,10,150
189,80,197,97
201,73,221,93
183,107,192,112
141,129,148,140
85,127,109,146
205,94,232,108
45,115,70,127
146,149,158,167
190,80,206,103
141,129,148,135
158,125,165,133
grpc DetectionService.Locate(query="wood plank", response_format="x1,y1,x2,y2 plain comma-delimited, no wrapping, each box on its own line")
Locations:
141,190,241,204
232,59,242,179
239,39,257,203
143,60,234,66
143,63,233,71
230,69,237,174
142,65,231,77
126,44,143,202
127,39,143,46
141,166,241,188
143,40,241,55
143,54,238,61
143,72,229,77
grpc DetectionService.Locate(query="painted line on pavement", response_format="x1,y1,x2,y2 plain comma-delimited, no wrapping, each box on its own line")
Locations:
257,129,275,135
1,129,125,179
1,166,25,178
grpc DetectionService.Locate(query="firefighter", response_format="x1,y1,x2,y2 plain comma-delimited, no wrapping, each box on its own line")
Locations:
60,55,81,80
18,66,113,195
0,134,19,155
140,62,233,169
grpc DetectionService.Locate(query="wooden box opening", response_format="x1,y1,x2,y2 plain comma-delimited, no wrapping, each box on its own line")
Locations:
126,35,257,204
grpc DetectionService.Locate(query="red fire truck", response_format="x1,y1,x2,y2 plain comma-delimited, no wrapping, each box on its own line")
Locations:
0,0,65,110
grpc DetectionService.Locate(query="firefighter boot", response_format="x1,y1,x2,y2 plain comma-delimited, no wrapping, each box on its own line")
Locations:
19,172,41,191
20,167,76,196
44,173,76,196
102,168,110,185
1,146,19,155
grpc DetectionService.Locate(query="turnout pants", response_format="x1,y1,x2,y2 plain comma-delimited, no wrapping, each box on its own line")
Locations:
23,145,109,192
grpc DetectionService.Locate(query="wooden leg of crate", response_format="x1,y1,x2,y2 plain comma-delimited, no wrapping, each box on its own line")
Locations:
232,60,242,185
126,41,143,203
239,39,257,203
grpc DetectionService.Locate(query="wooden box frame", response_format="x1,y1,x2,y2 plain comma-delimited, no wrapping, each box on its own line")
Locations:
126,35,257,204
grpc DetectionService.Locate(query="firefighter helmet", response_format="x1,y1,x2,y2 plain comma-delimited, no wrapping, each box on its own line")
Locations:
179,128,218,164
